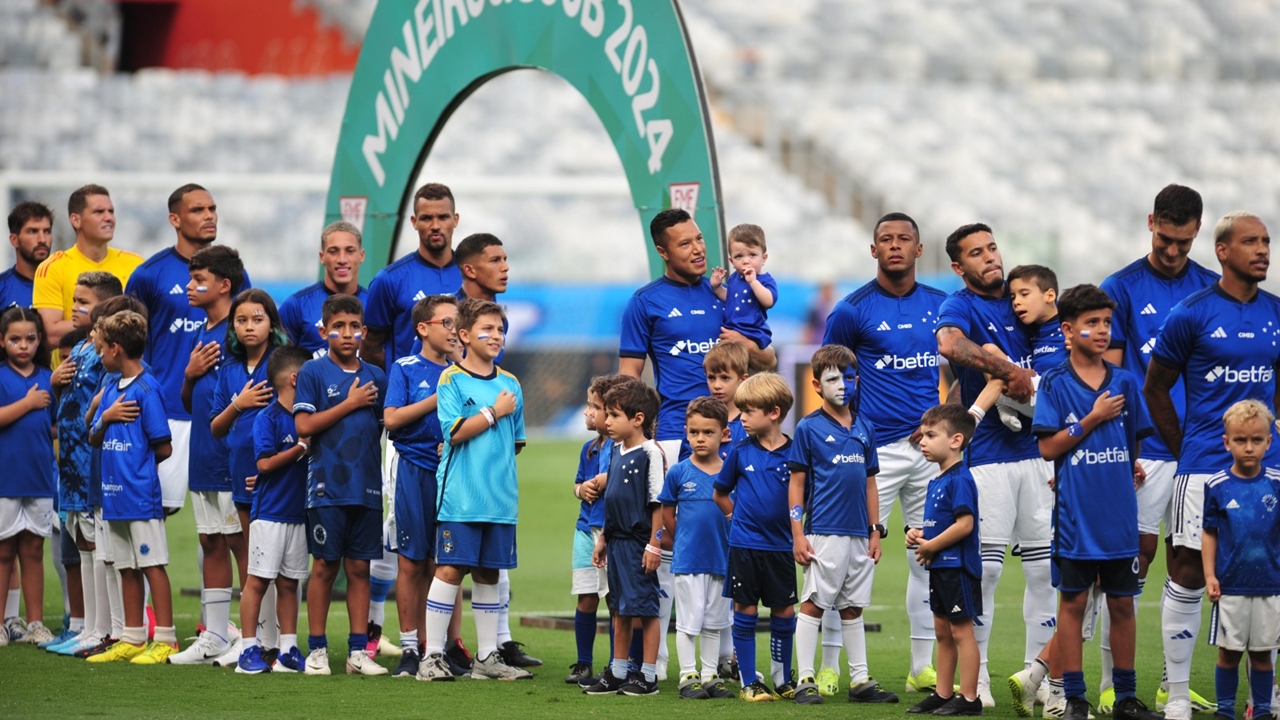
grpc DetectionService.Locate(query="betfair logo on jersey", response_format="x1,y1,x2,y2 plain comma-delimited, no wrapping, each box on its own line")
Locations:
1204,365,1274,383
102,439,132,452
168,317,205,334
831,453,865,465
873,352,939,370
668,337,718,356
1070,446,1129,466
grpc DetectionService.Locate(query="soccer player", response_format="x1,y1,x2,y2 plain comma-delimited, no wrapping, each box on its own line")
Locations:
278,220,367,356
3,201,53,307
822,212,948,694
1203,400,1280,720
1032,284,1161,720
710,223,778,349
1099,184,1218,713
936,222,1053,706
789,345,898,706
293,293,388,676
1144,211,1280,720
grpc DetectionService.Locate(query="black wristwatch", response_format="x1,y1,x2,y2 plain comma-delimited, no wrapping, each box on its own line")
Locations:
870,523,887,539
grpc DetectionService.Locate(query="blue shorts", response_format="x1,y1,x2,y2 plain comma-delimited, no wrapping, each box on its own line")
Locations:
394,457,438,562
306,505,382,561
1052,556,1141,596
606,537,659,618
60,520,80,566
436,521,517,570
929,567,982,621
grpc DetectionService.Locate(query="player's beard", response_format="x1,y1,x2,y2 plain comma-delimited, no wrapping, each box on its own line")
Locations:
17,244,49,266
965,268,1004,294
183,232,216,247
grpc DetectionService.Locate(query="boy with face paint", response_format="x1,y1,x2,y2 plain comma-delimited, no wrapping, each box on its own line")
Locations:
787,345,897,705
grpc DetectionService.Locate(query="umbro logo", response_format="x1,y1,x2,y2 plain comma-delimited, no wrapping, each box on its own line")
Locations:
413,290,427,302
1226,499,1240,510
668,308,683,318
463,398,476,407
418,380,431,389
169,284,185,295
744,464,755,472
825,435,835,442
1140,303,1157,315
876,321,891,332
1211,327,1228,339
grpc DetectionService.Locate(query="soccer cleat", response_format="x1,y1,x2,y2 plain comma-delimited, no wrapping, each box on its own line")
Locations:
907,691,951,714
1038,680,1051,706
816,666,840,696
741,680,776,702
235,645,271,674
977,678,996,708
444,638,473,676
377,635,402,657
1113,696,1163,720
39,627,77,650
794,678,824,705
75,636,116,658
679,673,711,699
86,640,146,663
167,633,229,665
22,621,54,645
415,652,456,682
212,639,243,667
1157,687,1216,714
132,641,178,665
620,675,660,696
1009,667,1038,717
393,649,420,678
934,694,985,716
565,662,594,684
364,621,382,658
57,634,99,656
704,679,737,699
1097,687,1116,715
849,678,900,703
907,664,939,693
775,679,799,700
1161,697,1193,720
304,648,331,675
1044,697,1095,719
497,640,542,668
4,616,28,643
346,649,389,675
273,647,305,673
583,668,629,695
717,657,740,684
471,650,533,680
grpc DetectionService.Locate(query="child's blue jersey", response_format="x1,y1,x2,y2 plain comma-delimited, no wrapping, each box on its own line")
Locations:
57,339,103,511
573,438,607,533
1152,284,1280,475
822,280,947,446
719,417,748,462
619,277,724,441
923,463,982,578
294,354,386,510
602,440,664,543
188,318,232,492
1029,316,1066,374
0,266,32,308
714,436,794,552
0,364,55,498
937,286,1038,466
94,372,171,521
252,401,307,524
1033,362,1153,560
1203,468,1280,595
722,271,777,348
212,351,275,504
278,281,370,356
364,252,462,363
788,409,879,536
658,459,729,576
436,364,525,524
1101,257,1219,461
385,354,448,472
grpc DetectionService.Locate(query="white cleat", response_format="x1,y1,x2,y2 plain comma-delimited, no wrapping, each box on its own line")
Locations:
978,678,996,708
166,632,228,665
375,635,402,658
304,648,331,675
212,639,243,667
346,650,389,675
470,651,533,680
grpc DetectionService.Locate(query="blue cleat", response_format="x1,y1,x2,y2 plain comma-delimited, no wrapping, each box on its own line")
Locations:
272,647,306,673
41,628,79,651
235,645,272,674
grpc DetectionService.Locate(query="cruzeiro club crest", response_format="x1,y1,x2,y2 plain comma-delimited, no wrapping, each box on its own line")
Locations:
313,524,328,545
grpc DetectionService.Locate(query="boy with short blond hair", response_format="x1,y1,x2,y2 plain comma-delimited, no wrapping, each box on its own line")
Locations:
703,341,750,454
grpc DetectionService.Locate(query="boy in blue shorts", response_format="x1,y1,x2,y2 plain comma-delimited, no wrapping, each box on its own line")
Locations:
1203,400,1280,720
293,294,388,676
790,345,898,706
712,372,798,702
1032,284,1160,720
417,298,530,682
906,404,982,716
235,346,312,674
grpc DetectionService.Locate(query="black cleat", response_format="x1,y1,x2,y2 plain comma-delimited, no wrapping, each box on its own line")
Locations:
498,640,542,668
849,678,901,704
717,657,740,684
705,679,737,698
1063,696,1092,720
619,674,659,696
583,668,630,695
678,674,710,699
1112,696,1161,720
908,691,952,714
565,662,593,684
794,679,824,705
392,649,420,678
443,638,473,676
933,694,984,716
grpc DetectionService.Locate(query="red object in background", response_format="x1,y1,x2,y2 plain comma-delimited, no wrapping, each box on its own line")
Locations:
117,0,360,75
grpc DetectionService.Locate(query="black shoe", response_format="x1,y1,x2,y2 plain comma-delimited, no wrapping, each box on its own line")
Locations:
443,638,473,675
366,621,382,645
565,662,594,684
705,679,737,698
393,649,420,678
794,680,824,705
1062,697,1091,720
262,647,279,667
583,668,630,695
620,674,660,696
498,640,542,668
908,692,952,714
678,676,711,699
1112,696,1161,720
577,671,603,688
933,694,984,716
76,637,116,658
850,678,901,704
717,657,740,684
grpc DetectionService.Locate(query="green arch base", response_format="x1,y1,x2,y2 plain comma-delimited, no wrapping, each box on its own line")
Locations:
325,0,725,282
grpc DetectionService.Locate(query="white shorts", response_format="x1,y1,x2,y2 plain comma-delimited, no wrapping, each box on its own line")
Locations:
875,437,935,528
1081,583,1102,642
571,528,608,597
158,419,190,509
94,513,112,562
800,534,876,610
0,497,54,540
66,510,96,545
971,458,1054,547
191,490,241,535
1171,473,1212,551
108,518,169,570
1210,595,1280,652
383,442,399,550
1136,459,1178,536
674,573,732,633
247,519,309,580
655,440,680,475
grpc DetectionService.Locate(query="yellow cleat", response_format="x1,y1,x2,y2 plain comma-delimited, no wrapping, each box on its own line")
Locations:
86,641,146,663
131,641,178,665
741,680,776,702
816,666,840,697
907,665,938,693
1097,687,1116,715
1155,686,1216,713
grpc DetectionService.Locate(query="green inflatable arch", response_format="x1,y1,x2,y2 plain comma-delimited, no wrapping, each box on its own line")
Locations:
325,0,726,283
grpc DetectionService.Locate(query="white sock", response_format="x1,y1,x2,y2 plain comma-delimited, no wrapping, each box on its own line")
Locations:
1049,677,1065,705
69,617,84,632
473,581,501,659
821,608,842,669
677,631,698,677
719,627,733,662
280,633,297,653
106,566,124,638
369,600,386,627
92,558,110,640
400,628,418,651
1161,579,1203,694
843,616,868,684
699,628,720,683
657,556,673,667
121,625,146,646
1020,550,1055,665
495,570,512,646
1099,604,1114,691
78,551,96,639
1028,657,1048,687
204,588,233,646
243,636,261,649
772,658,785,688
5,588,17,618
796,613,821,680
977,545,1006,688
52,535,69,616
259,582,279,648
424,580,458,656
906,547,935,675
154,625,176,645
196,542,205,627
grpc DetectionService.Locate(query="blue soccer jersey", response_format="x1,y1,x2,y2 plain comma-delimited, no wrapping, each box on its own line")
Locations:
719,417,748,462
1203,468,1280,595
278,281,370,356
1152,284,1280,474
0,266,33,308
293,354,386,509
823,280,947,446
0,365,55,498
602,440,665,543
620,277,725,441
251,401,307,525
187,318,232,492
94,372,171,521
56,339,103,512
1033,362,1153,560
923,463,982,578
436,364,525,524
573,438,606,533
127,247,251,420
722,271,777,348
385,353,448,472
658,459,730,576
788,409,879,536
364,252,461,363
1101,257,1220,461
714,436,794,552
937,286,1037,466
1029,316,1067,374
212,351,275,504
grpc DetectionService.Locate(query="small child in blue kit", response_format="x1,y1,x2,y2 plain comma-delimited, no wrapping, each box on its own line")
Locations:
710,224,778,350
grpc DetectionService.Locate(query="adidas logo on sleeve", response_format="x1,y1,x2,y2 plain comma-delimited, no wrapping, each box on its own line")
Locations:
413,290,427,302
876,321,891,331
1140,303,1157,315
418,380,431,389
169,284,185,295
1211,326,1228,339
668,307,682,318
